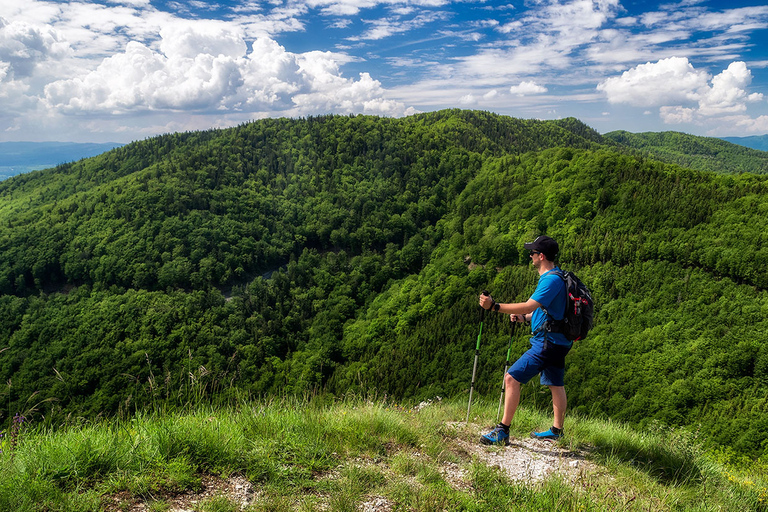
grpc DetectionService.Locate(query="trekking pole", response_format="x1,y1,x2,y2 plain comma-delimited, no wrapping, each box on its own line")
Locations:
466,291,489,423
496,321,516,423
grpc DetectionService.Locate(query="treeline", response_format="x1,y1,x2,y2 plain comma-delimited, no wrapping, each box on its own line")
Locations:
1,111,767,459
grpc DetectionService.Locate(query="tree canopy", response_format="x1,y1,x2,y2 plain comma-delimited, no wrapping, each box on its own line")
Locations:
1,110,767,458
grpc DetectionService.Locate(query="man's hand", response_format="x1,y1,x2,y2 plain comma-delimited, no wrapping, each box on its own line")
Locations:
479,293,494,310
510,314,526,323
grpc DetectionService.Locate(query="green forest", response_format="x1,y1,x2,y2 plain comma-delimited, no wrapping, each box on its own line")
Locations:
604,129,768,175
1,110,767,459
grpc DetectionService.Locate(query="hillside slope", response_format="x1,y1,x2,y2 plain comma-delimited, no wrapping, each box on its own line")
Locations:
0,110,766,460
604,130,768,174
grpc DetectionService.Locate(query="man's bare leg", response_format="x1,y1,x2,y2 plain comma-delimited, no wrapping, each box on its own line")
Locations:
549,385,567,429
501,374,521,426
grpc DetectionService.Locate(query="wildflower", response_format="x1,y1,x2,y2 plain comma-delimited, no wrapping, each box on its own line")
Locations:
8,413,26,452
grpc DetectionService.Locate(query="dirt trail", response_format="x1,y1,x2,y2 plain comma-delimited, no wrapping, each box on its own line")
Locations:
105,425,599,511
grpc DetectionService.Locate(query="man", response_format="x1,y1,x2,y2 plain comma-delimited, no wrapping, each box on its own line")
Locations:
477,235,571,445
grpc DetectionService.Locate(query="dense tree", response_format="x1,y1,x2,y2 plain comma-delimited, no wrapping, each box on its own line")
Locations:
1,110,767,458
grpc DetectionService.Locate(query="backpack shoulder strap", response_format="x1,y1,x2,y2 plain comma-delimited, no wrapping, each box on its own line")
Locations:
534,269,567,335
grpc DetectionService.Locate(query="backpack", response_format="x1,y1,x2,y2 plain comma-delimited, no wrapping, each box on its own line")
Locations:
544,270,594,341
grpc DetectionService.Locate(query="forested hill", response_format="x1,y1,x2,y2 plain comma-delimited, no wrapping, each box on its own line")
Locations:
604,129,768,174
1,110,767,460
0,110,605,294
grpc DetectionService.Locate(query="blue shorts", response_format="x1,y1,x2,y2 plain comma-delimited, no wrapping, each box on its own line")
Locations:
508,339,571,387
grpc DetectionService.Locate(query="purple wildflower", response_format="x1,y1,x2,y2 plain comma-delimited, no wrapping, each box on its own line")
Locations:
7,413,26,453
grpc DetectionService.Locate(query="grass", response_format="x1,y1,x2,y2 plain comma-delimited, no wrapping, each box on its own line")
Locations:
1,395,767,511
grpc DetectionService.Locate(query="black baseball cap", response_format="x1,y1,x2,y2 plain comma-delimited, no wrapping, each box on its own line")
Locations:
524,235,559,260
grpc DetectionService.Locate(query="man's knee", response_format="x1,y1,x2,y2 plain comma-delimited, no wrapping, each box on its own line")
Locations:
548,385,566,395
505,374,521,388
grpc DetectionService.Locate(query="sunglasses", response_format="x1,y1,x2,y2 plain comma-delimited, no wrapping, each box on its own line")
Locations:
529,251,541,255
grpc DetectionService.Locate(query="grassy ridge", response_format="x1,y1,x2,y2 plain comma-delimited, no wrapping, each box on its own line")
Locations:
1,397,767,511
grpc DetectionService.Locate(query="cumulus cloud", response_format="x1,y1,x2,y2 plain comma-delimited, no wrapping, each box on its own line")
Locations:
159,23,247,59
735,115,768,132
599,57,766,128
596,57,708,106
4,0,768,140
509,81,547,96
659,105,696,124
697,61,763,116
43,25,407,116
0,17,69,80
44,40,243,112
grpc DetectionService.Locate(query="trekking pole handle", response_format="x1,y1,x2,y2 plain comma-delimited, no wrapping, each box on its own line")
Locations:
479,290,490,320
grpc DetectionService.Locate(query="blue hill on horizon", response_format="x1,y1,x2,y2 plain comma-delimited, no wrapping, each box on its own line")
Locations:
721,134,768,152
0,141,125,180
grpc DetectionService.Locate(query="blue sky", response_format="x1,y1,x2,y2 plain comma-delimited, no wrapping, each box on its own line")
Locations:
1,0,767,143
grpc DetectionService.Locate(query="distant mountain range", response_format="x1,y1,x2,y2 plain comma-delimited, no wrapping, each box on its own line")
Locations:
720,134,768,152
0,141,125,180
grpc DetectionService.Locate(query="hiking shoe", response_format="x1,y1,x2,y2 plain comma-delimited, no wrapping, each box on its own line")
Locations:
480,424,510,445
531,428,563,441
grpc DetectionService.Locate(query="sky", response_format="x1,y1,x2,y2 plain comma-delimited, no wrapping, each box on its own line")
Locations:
1,0,767,143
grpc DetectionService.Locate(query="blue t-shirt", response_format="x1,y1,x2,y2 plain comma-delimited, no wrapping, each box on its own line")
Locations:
529,268,571,348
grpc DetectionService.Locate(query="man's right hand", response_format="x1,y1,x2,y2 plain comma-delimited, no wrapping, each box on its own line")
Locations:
510,314,525,323
479,293,494,310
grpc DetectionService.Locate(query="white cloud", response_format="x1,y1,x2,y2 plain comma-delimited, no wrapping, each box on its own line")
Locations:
43,27,407,117
3,0,768,140
0,71,35,112
596,57,708,106
351,10,450,41
735,115,768,133
107,0,152,6
599,58,766,130
44,40,243,112
697,61,762,116
0,17,69,79
303,0,451,16
461,0,621,82
159,23,247,59
509,81,547,96
303,0,377,16
292,71,405,116
659,105,696,123
698,114,768,136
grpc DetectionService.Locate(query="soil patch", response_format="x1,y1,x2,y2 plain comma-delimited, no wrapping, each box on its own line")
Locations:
104,426,599,511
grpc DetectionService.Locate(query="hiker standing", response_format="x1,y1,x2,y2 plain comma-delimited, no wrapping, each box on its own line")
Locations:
478,235,571,444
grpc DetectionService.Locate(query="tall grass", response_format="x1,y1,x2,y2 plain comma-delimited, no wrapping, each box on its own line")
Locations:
0,395,766,511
